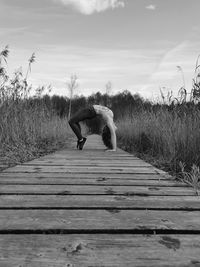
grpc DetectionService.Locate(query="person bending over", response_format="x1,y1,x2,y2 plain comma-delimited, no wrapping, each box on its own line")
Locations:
68,105,117,151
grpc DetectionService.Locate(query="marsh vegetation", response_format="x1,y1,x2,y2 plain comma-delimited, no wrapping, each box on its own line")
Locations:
0,46,200,191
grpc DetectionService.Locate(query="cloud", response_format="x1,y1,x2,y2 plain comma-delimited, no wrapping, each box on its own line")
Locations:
145,4,156,11
55,0,125,15
0,26,29,38
140,39,200,99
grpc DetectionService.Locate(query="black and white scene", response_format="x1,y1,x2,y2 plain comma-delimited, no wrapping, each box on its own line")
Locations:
0,0,200,266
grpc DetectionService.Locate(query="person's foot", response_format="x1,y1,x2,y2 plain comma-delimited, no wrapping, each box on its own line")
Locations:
77,137,87,150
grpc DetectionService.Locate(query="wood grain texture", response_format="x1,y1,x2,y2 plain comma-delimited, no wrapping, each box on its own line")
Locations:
0,134,198,266
0,184,195,195
0,172,172,180
0,178,179,187
0,234,200,267
22,159,153,166
0,195,199,209
1,209,200,230
4,165,162,174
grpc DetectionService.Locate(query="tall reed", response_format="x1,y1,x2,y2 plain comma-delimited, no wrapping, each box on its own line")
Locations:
0,46,72,166
117,108,200,174
0,100,72,165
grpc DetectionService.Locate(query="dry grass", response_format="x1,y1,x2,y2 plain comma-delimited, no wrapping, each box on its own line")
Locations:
116,108,200,190
0,46,73,169
0,101,73,169
116,55,200,190
178,162,200,195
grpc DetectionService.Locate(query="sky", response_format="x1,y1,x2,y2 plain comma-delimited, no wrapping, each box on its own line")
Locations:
0,0,200,99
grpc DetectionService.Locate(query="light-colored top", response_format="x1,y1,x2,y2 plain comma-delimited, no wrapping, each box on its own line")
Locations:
93,105,116,128
93,105,117,151
93,105,113,119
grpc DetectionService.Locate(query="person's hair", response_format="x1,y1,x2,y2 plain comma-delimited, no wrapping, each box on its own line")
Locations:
102,125,113,149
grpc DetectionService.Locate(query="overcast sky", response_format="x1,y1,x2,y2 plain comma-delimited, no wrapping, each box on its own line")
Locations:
0,0,200,99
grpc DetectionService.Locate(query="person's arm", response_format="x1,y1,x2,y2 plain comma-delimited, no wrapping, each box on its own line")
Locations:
106,118,117,151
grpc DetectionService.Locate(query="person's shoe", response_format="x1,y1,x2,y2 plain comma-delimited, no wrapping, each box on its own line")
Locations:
77,137,87,150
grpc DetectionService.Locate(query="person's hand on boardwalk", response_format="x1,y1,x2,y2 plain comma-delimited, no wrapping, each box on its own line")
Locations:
105,149,116,152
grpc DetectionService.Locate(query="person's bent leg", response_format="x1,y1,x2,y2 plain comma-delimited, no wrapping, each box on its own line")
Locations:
68,107,97,149
68,118,82,140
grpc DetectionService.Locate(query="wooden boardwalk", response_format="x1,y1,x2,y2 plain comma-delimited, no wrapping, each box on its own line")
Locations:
0,134,200,266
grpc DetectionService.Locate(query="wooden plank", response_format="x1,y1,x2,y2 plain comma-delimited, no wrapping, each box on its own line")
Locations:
0,210,200,230
17,166,158,171
0,184,195,196
22,157,152,163
3,165,167,174
41,154,143,159
45,156,137,160
0,195,199,209
22,161,152,167
0,172,171,180
0,234,200,267
30,156,152,163
30,156,143,160
24,157,146,161
0,178,180,187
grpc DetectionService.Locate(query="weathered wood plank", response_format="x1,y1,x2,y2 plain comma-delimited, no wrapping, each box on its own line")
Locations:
24,157,146,161
3,165,168,174
0,184,195,196
0,234,199,267
22,157,153,164
0,178,180,187
46,152,134,157
22,161,152,167
52,153,137,159
29,157,143,160
0,134,197,267
0,195,199,209
0,172,171,180
0,210,200,230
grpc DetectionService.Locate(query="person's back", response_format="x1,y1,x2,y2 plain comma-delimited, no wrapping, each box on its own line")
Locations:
93,105,113,118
